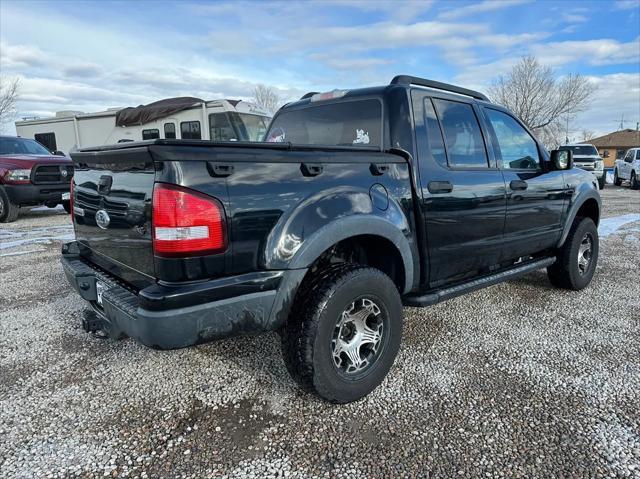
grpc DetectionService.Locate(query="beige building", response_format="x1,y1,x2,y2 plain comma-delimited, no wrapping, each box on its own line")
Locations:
589,129,640,168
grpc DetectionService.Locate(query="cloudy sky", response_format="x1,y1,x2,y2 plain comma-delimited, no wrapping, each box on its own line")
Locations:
1,0,639,138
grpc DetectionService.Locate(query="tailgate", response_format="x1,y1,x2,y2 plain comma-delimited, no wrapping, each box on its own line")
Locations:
71,146,156,288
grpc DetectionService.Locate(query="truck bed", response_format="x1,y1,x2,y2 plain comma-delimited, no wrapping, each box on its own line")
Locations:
70,139,414,289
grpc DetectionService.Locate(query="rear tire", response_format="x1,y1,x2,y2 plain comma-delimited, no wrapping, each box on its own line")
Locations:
613,169,622,186
62,200,72,214
547,217,598,290
597,176,605,190
0,187,20,223
630,172,639,190
281,264,403,403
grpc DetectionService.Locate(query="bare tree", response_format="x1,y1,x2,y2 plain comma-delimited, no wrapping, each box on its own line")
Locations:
536,121,566,150
580,129,596,142
488,56,595,146
252,84,280,114
0,77,20,130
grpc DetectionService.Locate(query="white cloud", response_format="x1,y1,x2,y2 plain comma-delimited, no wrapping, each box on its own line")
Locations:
614,0,640,10
0,42,47,68
437,0,530,20
530,38,640,66
574,73,640,137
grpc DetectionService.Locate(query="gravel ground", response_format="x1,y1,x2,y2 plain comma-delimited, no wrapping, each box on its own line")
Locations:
1,186,639,478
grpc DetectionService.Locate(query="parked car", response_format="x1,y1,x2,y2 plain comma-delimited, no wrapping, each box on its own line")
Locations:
559,144,605,189
0,135,73,222
613,147,640,189
61,76,601,403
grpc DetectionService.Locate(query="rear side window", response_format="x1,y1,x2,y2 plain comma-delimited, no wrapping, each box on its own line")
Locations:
636,150,640,160
209,113,236,141
34,132,57,152
142,129,160,140
181,121,201,140
164,123,176,139
265,99,382,147
433,99,488,168
484,109,540,170
423,98,447,167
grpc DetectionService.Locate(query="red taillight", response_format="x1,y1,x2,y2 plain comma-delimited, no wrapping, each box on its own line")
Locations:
152,183,227,257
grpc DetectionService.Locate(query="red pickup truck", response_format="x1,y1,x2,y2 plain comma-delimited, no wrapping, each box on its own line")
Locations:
0,135,73,222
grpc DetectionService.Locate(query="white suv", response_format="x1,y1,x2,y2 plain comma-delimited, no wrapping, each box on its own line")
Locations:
559,144,605,189
614,147,640,189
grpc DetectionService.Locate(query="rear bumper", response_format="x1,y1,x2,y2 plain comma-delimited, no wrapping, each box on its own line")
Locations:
61,241,299,349
3,183,70,206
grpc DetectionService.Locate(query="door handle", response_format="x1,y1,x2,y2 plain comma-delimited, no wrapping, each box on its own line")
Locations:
427,181,453,194
207,162,234,177
510,179,528,191
300,163,323,177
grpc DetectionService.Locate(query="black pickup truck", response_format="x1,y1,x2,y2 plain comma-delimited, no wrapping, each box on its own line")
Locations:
62,76,600,403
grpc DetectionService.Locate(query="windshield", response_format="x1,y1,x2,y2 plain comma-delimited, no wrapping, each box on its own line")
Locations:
0,137,52,156
560,145,598,156
0,137,51,156
265,99,382,147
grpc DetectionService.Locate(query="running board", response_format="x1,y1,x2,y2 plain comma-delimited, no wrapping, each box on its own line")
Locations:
403,257,556,307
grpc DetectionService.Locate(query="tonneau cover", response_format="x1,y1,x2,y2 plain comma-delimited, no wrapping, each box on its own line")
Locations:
115,97,203,127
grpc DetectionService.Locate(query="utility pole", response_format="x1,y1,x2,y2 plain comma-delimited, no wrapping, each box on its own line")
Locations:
565,116,570,144
615,114,627,130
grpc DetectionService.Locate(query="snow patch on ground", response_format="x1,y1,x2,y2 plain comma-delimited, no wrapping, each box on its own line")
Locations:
0,225,74,250
30,205,65,212
606,171,613,184
599,214,640,237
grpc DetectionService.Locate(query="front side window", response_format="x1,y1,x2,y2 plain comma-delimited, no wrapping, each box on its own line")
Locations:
0,137,52,155
485,109,540,170
433,99,488,168
209,113,236,141
265,99,382,147
142,129,160,140
164,123,176,139
181,121,201,140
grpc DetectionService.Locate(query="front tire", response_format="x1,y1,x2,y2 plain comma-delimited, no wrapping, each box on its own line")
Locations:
613,169,622,186
62,200,72,214
630,172,639,190
281,264,403,403
547,217,598,290
597,176,605,190
0,187,20,223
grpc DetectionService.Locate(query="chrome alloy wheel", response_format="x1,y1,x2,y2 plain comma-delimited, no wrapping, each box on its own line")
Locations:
577,233,593,275
331,298,384,376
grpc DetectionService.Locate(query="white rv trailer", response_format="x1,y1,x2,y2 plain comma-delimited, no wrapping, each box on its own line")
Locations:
15,98,271,154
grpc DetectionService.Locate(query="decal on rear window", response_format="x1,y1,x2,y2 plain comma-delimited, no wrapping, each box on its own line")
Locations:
353,129,370,144
266,127,286,143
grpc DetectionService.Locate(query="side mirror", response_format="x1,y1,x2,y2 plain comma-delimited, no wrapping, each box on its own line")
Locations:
53,150,66,156
551,149,573,170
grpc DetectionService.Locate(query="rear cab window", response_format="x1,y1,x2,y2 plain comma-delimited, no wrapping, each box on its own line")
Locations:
265,99,382,148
